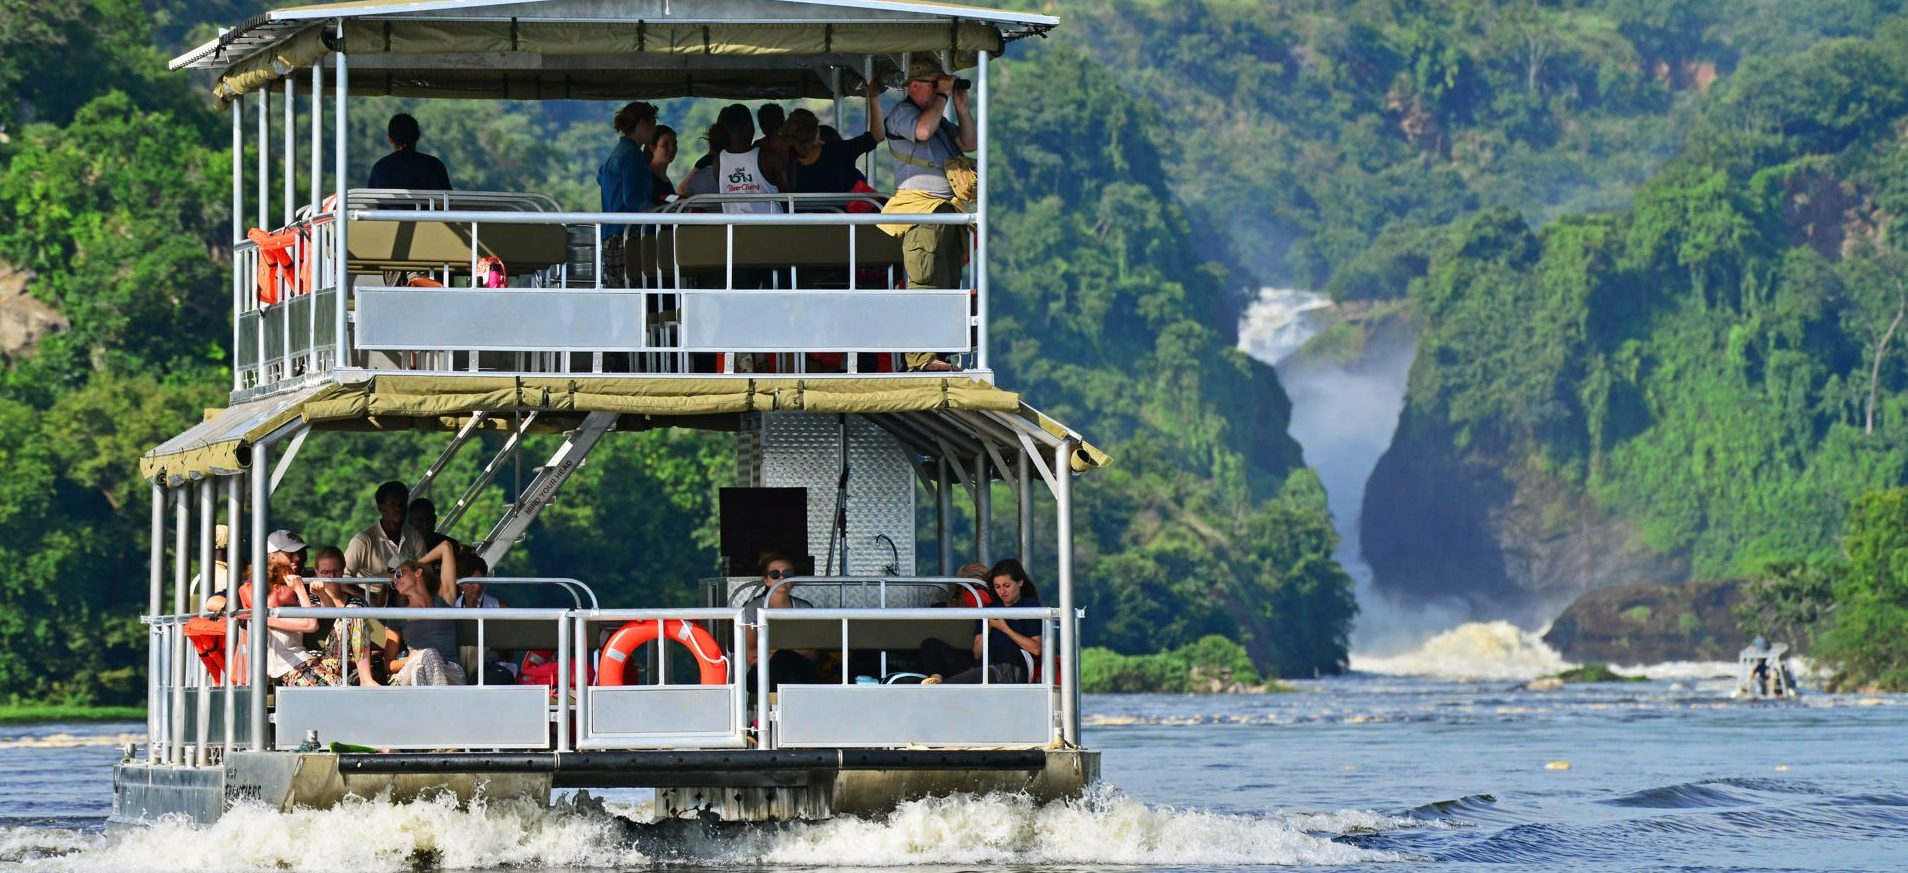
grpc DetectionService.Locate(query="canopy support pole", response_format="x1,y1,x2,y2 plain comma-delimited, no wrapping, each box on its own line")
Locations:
973,451,990,565
195,479,215,765
170,485,188,764
231,96,244,393
936,457,952,575
1055,438,1077,746
334,21,350,366
1017,448,1032,563
283,78,295,228
311,63,322,218
974,50,990,375
257,86,268,232
147,484,164,764
249,443,269,749
224,474,241,756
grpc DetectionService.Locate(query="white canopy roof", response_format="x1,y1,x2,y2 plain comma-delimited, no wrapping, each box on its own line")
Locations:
172,0,1058,102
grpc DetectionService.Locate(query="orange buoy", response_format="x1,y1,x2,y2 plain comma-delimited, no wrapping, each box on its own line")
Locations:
595,619,729,686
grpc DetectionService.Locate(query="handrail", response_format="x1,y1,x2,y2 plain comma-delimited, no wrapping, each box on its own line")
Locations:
746,575,988,608
462,576,599,609
762,606,1052,621
349,209,974,226
273,606,566,620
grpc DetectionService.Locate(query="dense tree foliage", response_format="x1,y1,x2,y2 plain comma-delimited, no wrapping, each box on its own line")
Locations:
1739,489,1908,690
0,0,1364,703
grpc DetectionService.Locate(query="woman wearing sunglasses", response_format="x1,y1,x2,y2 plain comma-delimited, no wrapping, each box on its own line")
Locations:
741,553,819,691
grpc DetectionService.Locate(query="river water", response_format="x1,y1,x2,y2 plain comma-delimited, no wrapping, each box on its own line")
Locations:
2,653,1904,872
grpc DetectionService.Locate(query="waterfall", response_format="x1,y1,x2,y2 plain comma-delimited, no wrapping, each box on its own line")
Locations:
1238,288,1427,655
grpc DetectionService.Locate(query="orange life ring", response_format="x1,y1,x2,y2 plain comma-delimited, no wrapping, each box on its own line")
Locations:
595,619,729,685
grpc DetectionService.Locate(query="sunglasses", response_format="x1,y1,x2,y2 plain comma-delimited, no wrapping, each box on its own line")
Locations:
767,569,793,580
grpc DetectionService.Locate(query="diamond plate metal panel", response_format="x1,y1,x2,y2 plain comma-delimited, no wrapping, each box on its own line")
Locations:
758,413,916,581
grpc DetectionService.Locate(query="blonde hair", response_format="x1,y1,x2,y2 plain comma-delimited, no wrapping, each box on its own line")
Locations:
779,108,821,146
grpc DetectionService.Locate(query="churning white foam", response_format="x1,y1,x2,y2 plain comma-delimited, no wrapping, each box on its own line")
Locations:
23,794,647,872
1350,621,1569,680
717,789,1407,866
12,789,1410,870
0,827,97,865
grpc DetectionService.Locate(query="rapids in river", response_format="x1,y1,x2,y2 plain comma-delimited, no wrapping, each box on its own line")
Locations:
2,628,1903,873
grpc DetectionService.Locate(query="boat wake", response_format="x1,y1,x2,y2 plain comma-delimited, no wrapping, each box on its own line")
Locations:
7,788,1413,871
0,734,144,752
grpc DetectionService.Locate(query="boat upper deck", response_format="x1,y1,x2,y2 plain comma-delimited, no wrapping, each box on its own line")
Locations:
178,0,1056,402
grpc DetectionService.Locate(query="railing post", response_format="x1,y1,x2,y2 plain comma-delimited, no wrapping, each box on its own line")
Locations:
224,474,241,755
171,485,189,762
755,612,771,748
249,442,269,749
557,613,571,752
148,483,164,764
197,478,215,764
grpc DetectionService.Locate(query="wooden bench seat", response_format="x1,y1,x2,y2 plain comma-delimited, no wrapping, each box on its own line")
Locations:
348,220,569,273
630,224,903,279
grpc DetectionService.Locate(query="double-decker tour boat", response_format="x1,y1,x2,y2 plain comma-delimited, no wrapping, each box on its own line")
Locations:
118,0,1106,826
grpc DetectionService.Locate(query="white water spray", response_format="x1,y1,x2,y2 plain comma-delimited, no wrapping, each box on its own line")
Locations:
11,789,1410,871
1239,288,1436,655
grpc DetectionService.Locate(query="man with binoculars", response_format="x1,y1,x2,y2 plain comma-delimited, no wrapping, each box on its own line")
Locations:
881,57,978,371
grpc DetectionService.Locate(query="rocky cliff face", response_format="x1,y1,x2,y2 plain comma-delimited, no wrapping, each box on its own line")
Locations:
1542,579,1746,663
1362,410,1687,627
0,262,66,360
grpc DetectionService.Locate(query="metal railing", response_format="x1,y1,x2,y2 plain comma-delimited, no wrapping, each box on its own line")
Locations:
142,578,1069,759
229,193,984,396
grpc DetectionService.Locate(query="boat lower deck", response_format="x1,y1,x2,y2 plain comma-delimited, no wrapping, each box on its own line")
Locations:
112,748,1098,824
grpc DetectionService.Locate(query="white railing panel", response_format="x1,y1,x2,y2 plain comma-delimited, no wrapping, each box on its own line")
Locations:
681,290,969,353
356,289,651,352
586,686,737,742
775,685,1052,748
274,686,550,750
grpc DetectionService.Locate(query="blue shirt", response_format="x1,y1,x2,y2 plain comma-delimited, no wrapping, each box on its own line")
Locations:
597,138,652,236
979,595,1044,669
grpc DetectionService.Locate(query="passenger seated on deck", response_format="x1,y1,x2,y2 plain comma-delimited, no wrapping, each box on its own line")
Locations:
407,497,454,554
916,562,994,678
922,558,1043,685
785,84,884,196
383,559,466,686
714,103,787,215
647,125,679,207
742,553,820,692
678,123,728,200
420,539,512,683
344,481,425,579
251,530,332,687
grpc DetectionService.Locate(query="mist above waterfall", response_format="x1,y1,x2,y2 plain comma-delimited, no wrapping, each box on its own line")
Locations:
1240,288,1452,655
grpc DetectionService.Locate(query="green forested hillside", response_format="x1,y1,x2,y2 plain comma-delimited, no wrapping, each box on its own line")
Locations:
1364,17,1908,681
0,0,1356,703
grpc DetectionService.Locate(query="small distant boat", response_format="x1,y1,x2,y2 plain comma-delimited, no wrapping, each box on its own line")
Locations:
1732,637,1799,700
